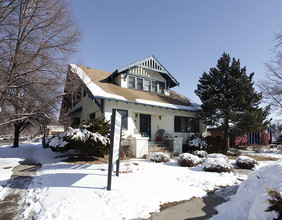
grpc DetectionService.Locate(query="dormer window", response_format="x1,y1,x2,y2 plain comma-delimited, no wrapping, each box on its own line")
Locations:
128,75,165,94
129,76,135,89
137,78,143,90
144,79,150,91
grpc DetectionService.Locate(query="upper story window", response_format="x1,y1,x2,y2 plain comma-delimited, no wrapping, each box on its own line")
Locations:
137,78,143,90
152,81,157,92
144,79,150,91
129,76,135,89
159,82,164,94
128,75,165,94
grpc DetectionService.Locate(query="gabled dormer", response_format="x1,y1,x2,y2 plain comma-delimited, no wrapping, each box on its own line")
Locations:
107,56,179,96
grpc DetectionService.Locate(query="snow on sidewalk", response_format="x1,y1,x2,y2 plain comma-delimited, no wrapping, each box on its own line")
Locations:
1,143,280,220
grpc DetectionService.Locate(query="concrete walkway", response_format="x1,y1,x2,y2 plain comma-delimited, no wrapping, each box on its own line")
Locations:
147,169,251,220
0,159,41,220
149,185,239,220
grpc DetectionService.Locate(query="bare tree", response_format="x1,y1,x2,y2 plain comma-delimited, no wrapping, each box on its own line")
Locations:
0,0,81,147
259,28,282,113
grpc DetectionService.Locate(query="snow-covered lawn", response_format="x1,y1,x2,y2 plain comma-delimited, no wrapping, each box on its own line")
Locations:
0,143,281,219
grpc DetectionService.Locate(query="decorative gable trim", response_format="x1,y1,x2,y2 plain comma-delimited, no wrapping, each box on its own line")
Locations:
109,55,180,88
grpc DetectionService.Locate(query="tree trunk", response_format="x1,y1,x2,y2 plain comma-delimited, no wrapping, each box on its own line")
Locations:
42,123,46,148
13,123,21,148
223,120,229,154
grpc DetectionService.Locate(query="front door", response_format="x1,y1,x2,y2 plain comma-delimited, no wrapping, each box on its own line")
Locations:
140,114,151,138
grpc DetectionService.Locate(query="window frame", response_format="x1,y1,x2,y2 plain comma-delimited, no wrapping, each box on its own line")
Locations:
174,116,199,133
117,109,128,130
127,74,165,94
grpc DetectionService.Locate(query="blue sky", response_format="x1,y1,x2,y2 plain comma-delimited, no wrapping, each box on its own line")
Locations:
69,0,282,116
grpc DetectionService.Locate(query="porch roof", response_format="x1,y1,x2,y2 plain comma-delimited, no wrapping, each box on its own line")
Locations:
69,64,201,112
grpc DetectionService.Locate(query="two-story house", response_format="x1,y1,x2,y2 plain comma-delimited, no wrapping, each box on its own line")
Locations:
60,56,207,157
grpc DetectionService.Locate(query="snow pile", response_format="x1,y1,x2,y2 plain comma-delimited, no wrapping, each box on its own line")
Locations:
212,160,282,220
193,150,208,158
204,153,233,173
2,143,281,219
178,153,203,167
235,156,258,169
150,152,170,163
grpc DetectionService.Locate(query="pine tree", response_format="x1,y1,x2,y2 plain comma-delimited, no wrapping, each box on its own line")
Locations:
195,53,270,153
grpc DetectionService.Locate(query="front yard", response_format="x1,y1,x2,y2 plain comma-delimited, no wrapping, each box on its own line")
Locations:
0,142,281,219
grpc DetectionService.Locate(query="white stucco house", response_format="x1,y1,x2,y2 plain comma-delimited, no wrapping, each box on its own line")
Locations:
61,56,207,157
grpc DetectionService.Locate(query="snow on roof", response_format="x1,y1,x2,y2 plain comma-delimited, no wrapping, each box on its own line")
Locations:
70,64,201,112
70,64,127,101
135,99,201,111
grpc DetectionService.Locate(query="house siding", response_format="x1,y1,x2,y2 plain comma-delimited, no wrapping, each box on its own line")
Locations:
102,99,206,144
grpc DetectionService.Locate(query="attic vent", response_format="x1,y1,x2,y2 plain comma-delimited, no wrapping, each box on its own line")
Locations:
141,59,163,71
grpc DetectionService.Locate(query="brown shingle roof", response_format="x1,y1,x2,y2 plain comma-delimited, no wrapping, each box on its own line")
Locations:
77,65,199,111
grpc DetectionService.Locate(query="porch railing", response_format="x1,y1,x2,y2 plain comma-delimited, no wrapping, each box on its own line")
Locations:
140,132,157,155
164,133,183,156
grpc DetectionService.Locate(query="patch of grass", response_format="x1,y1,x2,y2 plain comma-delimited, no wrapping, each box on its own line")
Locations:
63,155,108,164
227,154,279,161
243,155,279,161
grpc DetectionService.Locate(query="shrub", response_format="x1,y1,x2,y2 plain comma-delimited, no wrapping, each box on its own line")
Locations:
178,153,203,167
150,152,170,163
265,187,282,219
48,133,70,152
204,136,226,154
227,149,242,157
47,118,110,157
189,137,208,149
253,144,266,153
193,150,208,158
203,153,233,173
235,156,258,169
120,145,131,159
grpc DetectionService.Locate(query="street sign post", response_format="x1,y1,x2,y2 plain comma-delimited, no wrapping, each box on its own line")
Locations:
107,109,122,191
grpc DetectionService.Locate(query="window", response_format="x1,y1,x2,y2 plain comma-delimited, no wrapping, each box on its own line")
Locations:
127,75,165,94
129,76,135,88
117,109,128,130
158,82,164,94
137,78,143,90
89,113,95,119
71,117,80,127
174,116,199,133
144,79,150,91
152,81,157,92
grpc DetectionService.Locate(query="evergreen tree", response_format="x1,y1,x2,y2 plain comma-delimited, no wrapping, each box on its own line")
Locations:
195,53,270,152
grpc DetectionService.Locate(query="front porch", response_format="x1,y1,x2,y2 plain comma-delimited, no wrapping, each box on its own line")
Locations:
128,131,184,158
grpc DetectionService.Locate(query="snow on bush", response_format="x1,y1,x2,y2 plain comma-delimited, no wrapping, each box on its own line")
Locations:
189,137,208,149
193,150,208,158
150,152,170,163
211,160,282,220
203,153,233,173
47,123,110,156
65,128,109,145
178,153,203,167
48,136,68,149
235,156,258,169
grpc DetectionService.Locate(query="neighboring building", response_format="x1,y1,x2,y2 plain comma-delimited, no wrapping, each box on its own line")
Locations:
208,127,273,147
60,56,207,156
46,125,64,139
234,130,272,147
